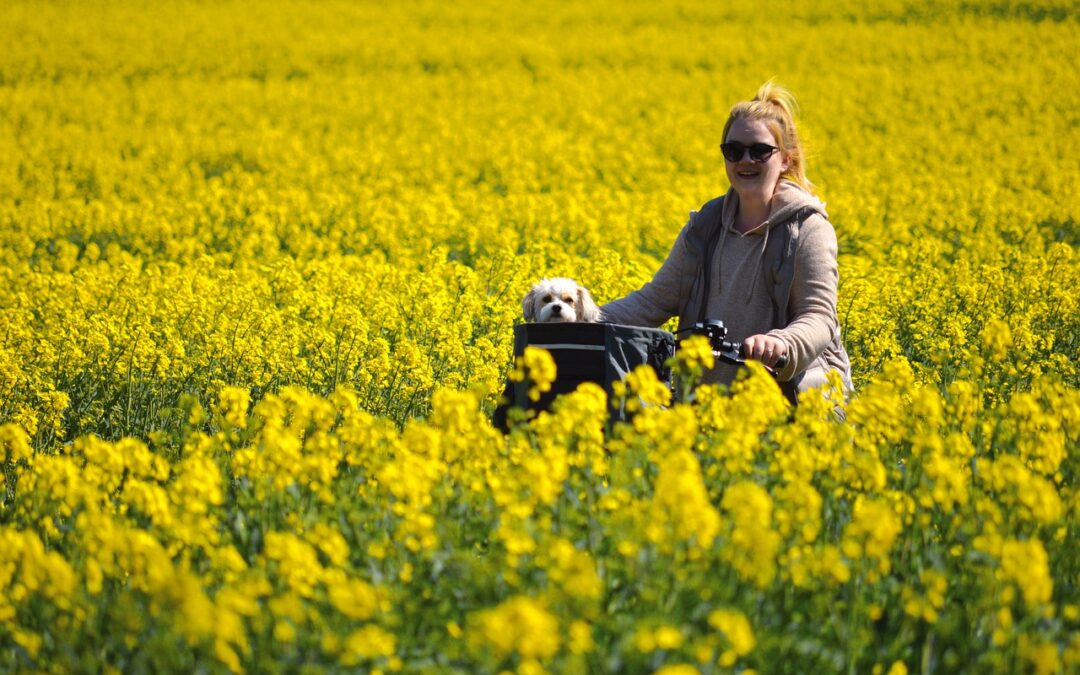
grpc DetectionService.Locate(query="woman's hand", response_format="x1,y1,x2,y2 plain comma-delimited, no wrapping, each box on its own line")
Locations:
742,334,788,370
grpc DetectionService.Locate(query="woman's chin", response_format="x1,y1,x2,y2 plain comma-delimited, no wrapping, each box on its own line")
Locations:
731,178,776,200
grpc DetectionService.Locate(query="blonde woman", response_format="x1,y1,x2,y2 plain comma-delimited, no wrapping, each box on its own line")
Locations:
601,82,852,403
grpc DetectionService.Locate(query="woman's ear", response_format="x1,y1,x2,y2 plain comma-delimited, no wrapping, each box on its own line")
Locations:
522,288,538,321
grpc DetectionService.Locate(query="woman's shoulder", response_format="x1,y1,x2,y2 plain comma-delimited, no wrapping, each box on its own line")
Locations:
796,212,838,256
687,190,736,236
690,193,729,223
801,210,834,231
698,193,728,211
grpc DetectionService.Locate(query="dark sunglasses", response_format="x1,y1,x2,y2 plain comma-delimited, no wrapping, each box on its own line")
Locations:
720,141,779,163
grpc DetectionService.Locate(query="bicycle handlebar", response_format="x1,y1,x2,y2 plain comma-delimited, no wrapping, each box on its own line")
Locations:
675,319,788,376
713,339,789,371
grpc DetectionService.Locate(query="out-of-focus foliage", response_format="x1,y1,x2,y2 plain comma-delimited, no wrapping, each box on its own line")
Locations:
1,0,1078,672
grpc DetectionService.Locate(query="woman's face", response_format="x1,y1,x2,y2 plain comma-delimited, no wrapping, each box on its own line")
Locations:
723,117,789,202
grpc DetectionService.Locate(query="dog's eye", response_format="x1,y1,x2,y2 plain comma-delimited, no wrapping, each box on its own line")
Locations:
563,296,573,303
542,295,552,303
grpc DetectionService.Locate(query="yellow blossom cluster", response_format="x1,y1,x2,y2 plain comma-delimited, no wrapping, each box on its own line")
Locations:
2,0,1079,672
509,346,559,403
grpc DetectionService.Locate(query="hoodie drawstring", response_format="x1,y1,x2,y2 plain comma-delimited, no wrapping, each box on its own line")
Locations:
712,222,731,297
745,222,770,303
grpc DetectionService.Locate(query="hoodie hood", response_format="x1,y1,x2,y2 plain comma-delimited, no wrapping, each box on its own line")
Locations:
766,179,828,227
721,179,828,234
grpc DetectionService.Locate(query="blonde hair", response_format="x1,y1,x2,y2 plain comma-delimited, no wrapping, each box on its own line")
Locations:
722,80,815,194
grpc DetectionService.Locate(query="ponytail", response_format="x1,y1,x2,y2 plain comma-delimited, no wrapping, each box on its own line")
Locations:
722,80,815,194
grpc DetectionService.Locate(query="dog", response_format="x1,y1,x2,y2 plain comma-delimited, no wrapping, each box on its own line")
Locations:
522,278,603,323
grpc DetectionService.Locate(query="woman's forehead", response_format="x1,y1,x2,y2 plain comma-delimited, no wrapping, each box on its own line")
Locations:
726,117,775,143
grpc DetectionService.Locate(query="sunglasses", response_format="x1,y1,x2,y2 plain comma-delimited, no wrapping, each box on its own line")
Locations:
720,141,779,163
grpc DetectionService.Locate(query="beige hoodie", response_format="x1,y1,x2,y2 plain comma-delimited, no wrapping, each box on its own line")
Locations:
602,180,848,390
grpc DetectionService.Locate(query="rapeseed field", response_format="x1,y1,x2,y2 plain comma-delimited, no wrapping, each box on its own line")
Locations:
1,0,1078,672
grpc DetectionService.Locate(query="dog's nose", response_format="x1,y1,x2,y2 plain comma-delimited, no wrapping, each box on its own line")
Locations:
551,305,562,314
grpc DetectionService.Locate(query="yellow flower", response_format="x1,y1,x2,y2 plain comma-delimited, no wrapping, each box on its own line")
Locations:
327,574,382,621
0,423,33,464
886,661,908,675
624,364,673,409
341,625,397,666
997,538,1053,608
654,665,700,675
510,347,558,402
901,570,947,624
568,620,593,654
12,629,43,658
672,334,715,376
542,538,602,600
633,624,685,655
707,609,755,661
1018,634,1060,675
653,625,684,650
647,449,720,554
274,620,297,644
216,385,251,429
469,596,560,661
841,497,902,578
980,317,1011,363
720,482,780,588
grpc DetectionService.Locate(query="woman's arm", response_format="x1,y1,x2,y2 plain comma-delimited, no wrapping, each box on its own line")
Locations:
600,219,695,327
768,214,840,380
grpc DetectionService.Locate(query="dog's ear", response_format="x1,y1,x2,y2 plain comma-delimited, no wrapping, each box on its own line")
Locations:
522,287,538,322
576,286,603,323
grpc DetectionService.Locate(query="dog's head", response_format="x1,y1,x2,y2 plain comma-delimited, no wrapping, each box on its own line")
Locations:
522,278,602,323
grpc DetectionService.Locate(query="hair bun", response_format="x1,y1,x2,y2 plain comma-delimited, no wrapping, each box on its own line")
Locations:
754,80,800,119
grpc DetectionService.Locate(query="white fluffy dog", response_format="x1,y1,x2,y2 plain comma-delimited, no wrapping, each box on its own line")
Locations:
522,278,603,323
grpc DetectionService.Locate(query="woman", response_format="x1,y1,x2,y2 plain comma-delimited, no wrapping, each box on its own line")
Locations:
601,82,852,403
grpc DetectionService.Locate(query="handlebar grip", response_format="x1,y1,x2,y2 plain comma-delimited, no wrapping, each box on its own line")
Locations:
733,341,788,371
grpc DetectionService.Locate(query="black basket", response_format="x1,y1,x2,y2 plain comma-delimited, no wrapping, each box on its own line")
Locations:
493,322,675,430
